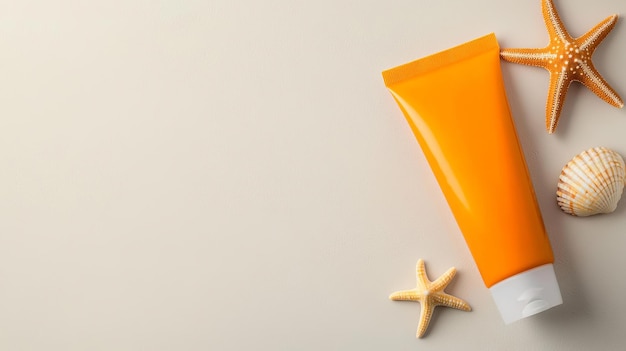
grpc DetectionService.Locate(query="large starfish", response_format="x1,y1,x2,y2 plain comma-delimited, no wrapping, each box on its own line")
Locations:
389,259,471,338
501,0,623,134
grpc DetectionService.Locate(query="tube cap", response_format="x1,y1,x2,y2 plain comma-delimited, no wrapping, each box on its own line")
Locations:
489,264,562,324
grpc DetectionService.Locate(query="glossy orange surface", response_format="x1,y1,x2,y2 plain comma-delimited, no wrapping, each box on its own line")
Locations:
383,34,554,288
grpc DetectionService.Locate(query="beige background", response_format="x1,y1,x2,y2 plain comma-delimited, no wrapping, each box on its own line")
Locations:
1,0,625,349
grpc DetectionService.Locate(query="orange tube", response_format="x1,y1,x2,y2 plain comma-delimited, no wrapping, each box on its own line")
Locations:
383,33,562,324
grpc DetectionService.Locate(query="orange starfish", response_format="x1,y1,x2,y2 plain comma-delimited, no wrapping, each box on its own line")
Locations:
501,0,623,134
389,259,471,338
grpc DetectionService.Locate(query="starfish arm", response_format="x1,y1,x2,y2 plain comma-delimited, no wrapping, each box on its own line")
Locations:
389,289,419,301
578,61,624,108
434,293,472,312
430,267,456,292
542,0,571,42
416,299,434,338
415,259,431,289
545,70,573,133
578,14,618,53
500,48,554,69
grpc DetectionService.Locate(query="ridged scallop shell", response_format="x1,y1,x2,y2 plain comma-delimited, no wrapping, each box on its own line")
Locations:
557,147,626,216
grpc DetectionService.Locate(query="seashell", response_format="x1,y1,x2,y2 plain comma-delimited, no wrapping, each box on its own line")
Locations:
557,147,626,216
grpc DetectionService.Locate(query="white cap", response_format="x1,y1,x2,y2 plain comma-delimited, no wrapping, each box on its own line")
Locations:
489,264,562,324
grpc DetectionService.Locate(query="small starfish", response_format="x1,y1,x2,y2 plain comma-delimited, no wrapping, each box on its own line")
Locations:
501,0,623,134
390,259,471,338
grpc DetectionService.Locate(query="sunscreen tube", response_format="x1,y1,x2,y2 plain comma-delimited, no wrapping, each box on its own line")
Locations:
382,33,562,324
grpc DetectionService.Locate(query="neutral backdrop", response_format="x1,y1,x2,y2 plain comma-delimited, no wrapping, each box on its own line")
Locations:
1,0,625,350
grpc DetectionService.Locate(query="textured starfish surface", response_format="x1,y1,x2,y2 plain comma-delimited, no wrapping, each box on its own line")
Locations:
500,0,623,134
389,259,471,338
